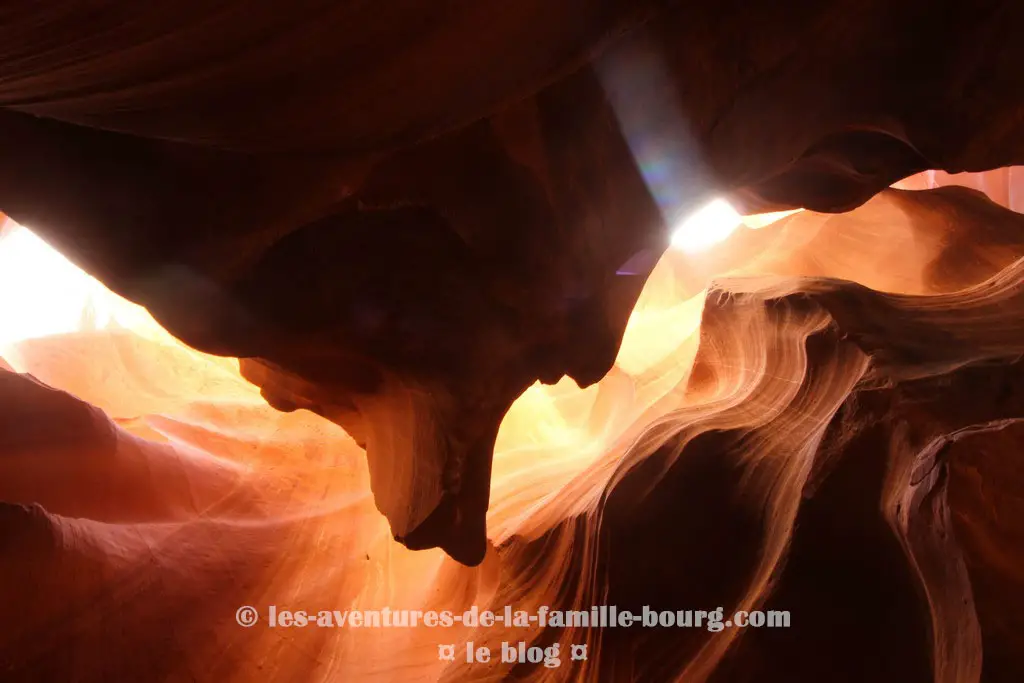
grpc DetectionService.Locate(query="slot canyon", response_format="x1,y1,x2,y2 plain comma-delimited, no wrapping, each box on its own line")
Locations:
3,2,1024,681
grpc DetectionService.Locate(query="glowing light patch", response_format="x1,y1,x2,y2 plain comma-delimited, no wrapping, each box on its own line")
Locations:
741,208,804,230
0,225,111,346
0,220,167,351
669,198,743,253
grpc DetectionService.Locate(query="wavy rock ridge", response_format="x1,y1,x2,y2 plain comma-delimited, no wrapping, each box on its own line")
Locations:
3,0,1024,563
3,183,1024,681
454,193,1024,683
3,2,1024,679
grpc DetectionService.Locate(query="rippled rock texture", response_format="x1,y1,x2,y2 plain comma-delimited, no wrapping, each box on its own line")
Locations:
3,181,1024,682
3,0,1024,562
3,2,1024,681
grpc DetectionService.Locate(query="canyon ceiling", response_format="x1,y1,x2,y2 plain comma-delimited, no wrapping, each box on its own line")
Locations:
2,1,1024,682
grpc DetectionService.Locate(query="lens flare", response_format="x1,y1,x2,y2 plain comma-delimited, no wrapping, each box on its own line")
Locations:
669,198,743,253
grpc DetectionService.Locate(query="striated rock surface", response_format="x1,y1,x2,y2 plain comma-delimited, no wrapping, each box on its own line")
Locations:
4,3,1024,680
3,1,1024,560
3,181,1024,681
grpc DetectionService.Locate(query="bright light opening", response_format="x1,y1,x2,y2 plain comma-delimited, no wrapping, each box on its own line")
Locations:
0,219,169,351
669,198,743,253
0,224,114,346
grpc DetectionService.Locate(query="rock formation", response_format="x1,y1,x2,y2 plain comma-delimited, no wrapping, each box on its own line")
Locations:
2,1,1024,681
2,180,1023,681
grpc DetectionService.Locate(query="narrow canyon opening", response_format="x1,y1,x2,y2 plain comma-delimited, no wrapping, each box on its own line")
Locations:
5,168,1024,682
5,4,1024,682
